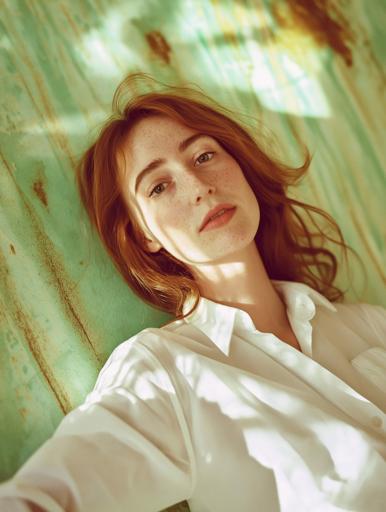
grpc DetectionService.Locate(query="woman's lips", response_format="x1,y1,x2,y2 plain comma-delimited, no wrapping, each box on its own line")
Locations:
200,207,236,232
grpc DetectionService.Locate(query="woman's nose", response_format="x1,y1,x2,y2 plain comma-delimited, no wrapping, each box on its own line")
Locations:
195,186,214,204
187,173,216,203
174,162,216,202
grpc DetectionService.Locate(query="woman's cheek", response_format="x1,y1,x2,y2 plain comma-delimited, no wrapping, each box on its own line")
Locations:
164,204,186,227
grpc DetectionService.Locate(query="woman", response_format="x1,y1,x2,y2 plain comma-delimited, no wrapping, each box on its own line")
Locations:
0,73,385,511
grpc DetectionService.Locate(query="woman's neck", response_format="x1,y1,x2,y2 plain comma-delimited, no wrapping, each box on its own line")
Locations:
191,242,291,336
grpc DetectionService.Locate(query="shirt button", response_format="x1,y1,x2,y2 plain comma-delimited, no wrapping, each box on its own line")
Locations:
371,416,383,428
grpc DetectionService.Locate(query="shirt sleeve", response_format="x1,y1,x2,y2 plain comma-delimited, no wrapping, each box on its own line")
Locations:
0,335,196,512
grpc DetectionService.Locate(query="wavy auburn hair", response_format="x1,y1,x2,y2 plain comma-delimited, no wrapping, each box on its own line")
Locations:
76,73,357,319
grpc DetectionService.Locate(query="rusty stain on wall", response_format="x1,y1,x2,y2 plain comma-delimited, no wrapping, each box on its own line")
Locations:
14,307,71,414
1,152,101,364
41,240,103,363
59,3,83,41
145,31,172,64
32,179,48,207
272,0,354,66
0,250,71,414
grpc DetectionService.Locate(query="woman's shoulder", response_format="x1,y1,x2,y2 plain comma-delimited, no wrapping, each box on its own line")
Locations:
91,326,177,395
99,320,188,373
106,325,168,361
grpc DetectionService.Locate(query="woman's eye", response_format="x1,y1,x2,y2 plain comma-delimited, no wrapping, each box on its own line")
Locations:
148,152,215,198
195,151,214,165
149,182,167,198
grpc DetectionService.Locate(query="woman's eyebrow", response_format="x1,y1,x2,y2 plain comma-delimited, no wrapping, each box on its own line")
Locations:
134,133,208,194
178,132,207,152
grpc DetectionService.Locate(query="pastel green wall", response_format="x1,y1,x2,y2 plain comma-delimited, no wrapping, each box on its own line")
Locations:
1,1,385,511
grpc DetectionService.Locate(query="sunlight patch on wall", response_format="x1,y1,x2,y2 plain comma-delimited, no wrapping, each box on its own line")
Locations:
249,49,330,117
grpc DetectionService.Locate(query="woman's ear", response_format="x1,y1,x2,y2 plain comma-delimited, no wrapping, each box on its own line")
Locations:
127,215,162,254
143,235,162,253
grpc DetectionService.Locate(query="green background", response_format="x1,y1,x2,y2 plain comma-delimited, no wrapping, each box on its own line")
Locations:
1,1,385,511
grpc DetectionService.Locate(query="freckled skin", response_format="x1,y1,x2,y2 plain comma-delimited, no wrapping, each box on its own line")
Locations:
120,116,261,269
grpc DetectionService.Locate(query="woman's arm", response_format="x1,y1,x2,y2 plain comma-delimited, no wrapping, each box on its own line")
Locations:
0,338,196,512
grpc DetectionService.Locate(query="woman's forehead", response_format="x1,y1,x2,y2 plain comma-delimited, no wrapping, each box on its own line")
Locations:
127,115,197,151
121,116,212,173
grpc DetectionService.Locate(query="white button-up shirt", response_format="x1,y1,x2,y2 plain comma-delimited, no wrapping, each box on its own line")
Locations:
0,280,385,511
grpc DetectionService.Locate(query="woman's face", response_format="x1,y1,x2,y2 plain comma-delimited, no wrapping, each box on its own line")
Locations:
119,115,260,266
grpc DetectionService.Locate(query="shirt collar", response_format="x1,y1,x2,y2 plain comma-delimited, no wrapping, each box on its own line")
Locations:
182,280,337,356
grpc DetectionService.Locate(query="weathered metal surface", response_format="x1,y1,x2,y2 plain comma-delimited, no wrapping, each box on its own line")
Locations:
0,2,385,512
